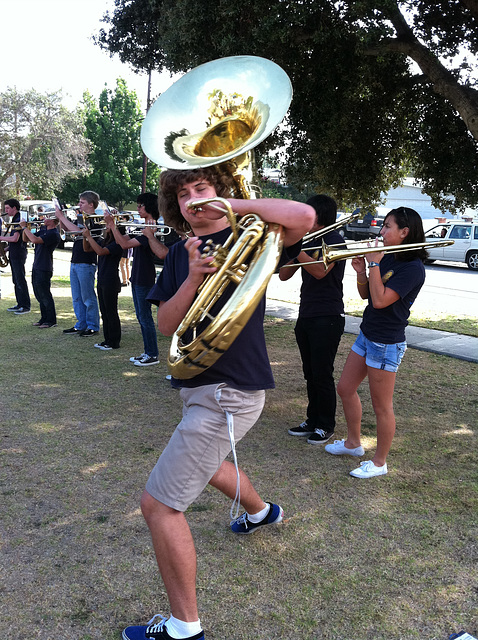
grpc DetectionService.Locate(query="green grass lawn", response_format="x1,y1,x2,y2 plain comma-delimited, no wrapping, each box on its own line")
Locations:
0,290,476,640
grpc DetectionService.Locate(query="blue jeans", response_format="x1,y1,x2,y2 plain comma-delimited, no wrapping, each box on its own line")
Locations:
10,255,31,309
32,269,56,324
70,263,100,331
132,284,158,358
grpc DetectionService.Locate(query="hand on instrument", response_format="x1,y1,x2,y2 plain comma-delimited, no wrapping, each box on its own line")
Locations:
104,213,115,229
142,224,155,238
186,198,226,221
184,236,217,288
352,256,366,273
82,227,91,238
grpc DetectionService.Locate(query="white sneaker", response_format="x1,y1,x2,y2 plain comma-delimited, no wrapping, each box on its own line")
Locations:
133,355,159,367
324,439,364,457
129,353,146,363
350,460,388,478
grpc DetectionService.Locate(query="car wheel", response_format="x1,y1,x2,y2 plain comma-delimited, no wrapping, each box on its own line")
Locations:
466,251,478,270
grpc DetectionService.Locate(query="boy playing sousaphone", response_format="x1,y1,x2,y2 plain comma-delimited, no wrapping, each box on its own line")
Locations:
122,166,314,640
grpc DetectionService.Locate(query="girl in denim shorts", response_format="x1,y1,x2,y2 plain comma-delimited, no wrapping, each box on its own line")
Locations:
325,207,427,479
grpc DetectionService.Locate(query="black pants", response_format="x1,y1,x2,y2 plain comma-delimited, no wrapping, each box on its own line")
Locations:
32,269,56,324
294,315,345,432
98,284,121,348
10,256,31,309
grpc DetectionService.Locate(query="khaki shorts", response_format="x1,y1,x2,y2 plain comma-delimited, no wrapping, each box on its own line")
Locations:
145,383,265,512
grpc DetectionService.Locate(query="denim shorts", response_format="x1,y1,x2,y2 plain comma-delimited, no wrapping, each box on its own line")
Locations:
351,331,407,373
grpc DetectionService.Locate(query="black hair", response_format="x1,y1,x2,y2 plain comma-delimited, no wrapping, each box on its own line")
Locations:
4,198,20,211
306,194,337,227
137,192,160,221
385,207,428,262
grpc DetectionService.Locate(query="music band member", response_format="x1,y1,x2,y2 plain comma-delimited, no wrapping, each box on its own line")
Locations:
55,192,101,337
325,207,427,478
109,193,169,367
82,217,124,350
121,167,314,640
20,214,60,328
0,198,31,314
280,195,346,445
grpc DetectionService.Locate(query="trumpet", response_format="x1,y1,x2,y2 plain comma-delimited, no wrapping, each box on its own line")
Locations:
60,228,104,242
117,221,173,236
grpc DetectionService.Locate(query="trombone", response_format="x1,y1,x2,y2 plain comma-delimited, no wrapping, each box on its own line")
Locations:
60,228,104,242
116,221,173,236
302,212,359,243
284,238,454,270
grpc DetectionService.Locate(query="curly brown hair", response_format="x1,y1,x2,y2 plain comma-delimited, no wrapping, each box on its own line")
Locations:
158,166,236,234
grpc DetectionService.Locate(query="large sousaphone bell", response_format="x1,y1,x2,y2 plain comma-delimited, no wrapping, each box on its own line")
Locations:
141,56,293,379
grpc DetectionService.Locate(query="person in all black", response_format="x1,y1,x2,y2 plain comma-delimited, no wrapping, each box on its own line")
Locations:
280,195,346,445
110,193,169,367
0,198,31,314
20,214,60,328
81,218,124,350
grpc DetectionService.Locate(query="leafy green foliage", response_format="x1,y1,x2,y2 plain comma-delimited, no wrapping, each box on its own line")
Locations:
96,0,478,213
0,88,90,201
59,79,161,209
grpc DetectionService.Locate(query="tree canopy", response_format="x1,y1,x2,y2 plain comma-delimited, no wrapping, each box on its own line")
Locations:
0,88,90,202
96,0,478,213
59,78,160,209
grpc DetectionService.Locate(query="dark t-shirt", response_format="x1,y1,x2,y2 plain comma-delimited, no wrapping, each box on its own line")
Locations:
7,213,28,261
32,227,60,272
71,223,100,265
147,226,300,390
298,229,345,317
97,239,123,290
131,234,156,287
361,253,426,344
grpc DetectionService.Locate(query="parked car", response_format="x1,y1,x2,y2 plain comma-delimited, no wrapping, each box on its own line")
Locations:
344,211,387,241
425,220,478,270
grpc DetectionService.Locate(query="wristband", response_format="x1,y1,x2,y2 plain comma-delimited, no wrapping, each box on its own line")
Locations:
369,261,380,268
357,279,368,285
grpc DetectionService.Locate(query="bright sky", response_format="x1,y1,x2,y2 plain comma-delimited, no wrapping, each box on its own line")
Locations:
0,0,175,111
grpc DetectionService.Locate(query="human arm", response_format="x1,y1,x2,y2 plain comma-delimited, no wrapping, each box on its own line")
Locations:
0,231,20,243
55,206,80,232
106,214,139,250
142,225,169,261
20,223,43,245
225,198,315,248
81,228,109,255
156,237,216,336
363,253,400,309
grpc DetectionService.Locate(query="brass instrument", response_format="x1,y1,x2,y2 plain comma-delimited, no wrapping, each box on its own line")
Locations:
60,228,104,242
140,56,292,378
302,212,359,243
286,238,454,270
117,221,173,236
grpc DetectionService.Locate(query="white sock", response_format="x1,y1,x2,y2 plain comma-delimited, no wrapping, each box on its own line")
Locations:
247,502,270,523
165,615,202,639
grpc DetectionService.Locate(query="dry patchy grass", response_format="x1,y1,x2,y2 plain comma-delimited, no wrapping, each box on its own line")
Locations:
0,296,477,640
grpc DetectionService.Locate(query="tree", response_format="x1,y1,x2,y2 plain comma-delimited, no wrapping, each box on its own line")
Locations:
0,88,90,201
59,78,161,209
95,0,478,213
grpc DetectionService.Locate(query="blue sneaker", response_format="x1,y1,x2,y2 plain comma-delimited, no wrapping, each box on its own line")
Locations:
230,502,284,535
122,614,205,640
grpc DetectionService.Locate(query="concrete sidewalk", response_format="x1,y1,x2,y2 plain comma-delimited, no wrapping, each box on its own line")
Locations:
265,299,478,364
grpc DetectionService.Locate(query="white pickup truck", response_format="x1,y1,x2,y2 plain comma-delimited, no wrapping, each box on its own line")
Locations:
425,220,478,270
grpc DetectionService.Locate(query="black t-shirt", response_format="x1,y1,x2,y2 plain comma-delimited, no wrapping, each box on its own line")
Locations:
71,223,101,265
97,239,123,289
32,227,60,272
147,226,300,390
131,234,156,287
7,213,28,261
361,253,426,344
298,229,345,317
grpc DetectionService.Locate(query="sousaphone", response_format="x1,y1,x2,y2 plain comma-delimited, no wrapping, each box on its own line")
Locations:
141,56,293,379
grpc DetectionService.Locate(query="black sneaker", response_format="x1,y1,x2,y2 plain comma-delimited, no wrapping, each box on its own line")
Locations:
14,307,31,315
133,354,159,367
7,305,20,312
79,328,99,337
122,613,204,640
288,421,315,437
63,326,81,334
230,502,284,535
307,428,335,445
